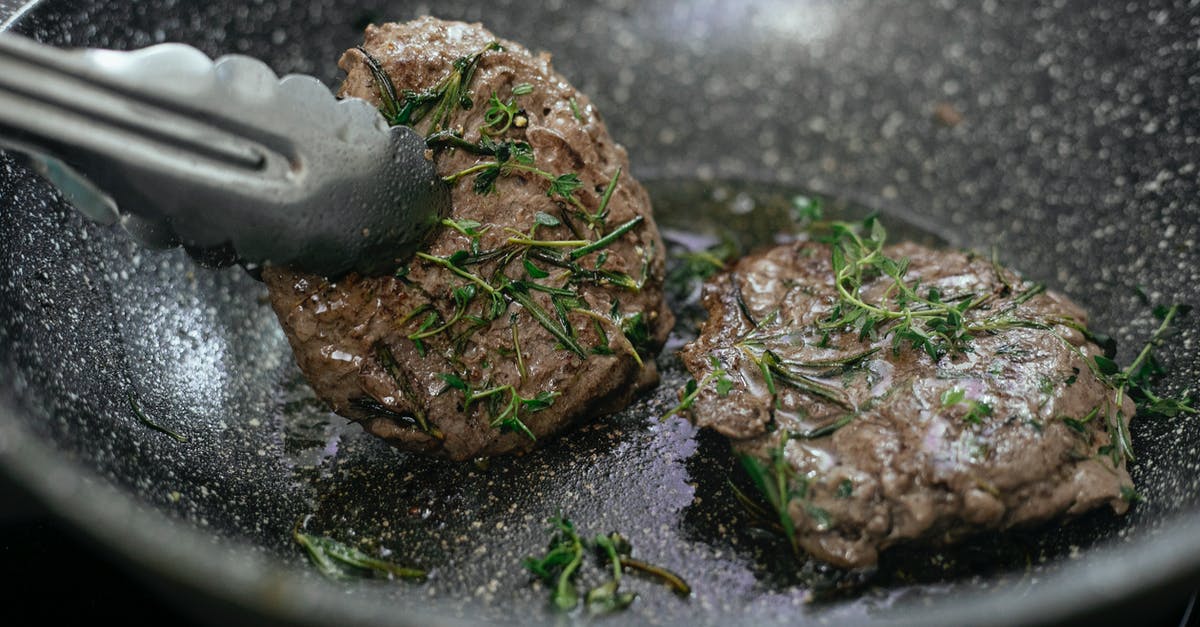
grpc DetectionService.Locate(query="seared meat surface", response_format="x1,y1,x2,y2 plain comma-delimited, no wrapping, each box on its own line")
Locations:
679,234,1133,568
264,18,671,460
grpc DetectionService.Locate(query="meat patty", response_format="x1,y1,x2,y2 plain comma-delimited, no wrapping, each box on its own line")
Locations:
679,227,1133,568
263,18,672,461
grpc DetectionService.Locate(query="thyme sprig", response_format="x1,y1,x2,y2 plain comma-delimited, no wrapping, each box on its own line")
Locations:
524,516,690,614
440,373,555,440
481,83,532,135
819,216,1040,359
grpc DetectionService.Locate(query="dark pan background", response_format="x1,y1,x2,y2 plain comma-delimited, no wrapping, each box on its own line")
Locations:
1,1,1198,625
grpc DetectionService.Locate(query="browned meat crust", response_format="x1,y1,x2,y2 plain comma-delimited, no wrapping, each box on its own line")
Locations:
679,239,1132,568
263,17,671,460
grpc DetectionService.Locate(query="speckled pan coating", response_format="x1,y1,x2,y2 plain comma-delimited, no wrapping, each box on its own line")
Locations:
0,1,1198,626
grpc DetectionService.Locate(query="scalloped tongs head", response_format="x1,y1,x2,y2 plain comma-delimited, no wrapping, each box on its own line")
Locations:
0,33,449,277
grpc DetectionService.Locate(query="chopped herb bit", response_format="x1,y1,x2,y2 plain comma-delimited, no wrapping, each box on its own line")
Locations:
128,393,187,443
940,387,993,424
663,356,730,420
791,194,823,224
512,82,534,96
1120,485,1143,503
534,211,560,227
665,239,738,299
836,479,854,498
569,97,585,121
294,528,425,582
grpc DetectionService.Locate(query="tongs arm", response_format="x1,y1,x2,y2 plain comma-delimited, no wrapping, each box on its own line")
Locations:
0,34,448,277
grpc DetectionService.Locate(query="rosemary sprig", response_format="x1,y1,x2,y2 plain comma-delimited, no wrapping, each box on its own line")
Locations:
358,41,501,133
374,344,442,439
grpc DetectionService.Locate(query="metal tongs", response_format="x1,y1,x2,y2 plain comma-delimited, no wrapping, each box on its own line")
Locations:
0,33,449,277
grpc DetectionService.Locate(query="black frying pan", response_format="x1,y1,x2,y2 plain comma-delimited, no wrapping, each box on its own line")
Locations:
1,1,1198,625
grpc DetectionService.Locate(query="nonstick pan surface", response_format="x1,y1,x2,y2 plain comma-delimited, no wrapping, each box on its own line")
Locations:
1,1,1198,625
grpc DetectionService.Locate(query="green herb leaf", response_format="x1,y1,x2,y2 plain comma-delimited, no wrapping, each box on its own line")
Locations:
534,211,561,227
294,530,426,582
548,173,584,199
523,258,550,279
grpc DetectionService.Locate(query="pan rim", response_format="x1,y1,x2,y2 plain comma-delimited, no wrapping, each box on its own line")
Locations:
2,1,1199,624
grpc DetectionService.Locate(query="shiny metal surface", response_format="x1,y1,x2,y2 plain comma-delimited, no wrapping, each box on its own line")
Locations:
0,1,1197,625
0,33,447,277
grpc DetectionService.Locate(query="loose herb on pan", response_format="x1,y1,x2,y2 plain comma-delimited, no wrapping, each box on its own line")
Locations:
524,516,690,614
294,525,426,582
128,392,187,443
1083,303,1195,464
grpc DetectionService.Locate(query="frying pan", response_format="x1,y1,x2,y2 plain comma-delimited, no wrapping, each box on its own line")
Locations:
1,0,1198,625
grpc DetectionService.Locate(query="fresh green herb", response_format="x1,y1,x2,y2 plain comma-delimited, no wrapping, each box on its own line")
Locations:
439,373,554,440
481,85,531,135
1120,485,1143,504
523,516,587,611
358,41,501,133
791,194,823,224
568,97,585,121
665,239,738,299
128,393,187,443
940,387,994,425
587,533,637,615
817,216,1040,360
737,433,829,556
294,528,425,582
524,516,690,613
568,214,641,260
664,356,730,420
836,478,854,498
